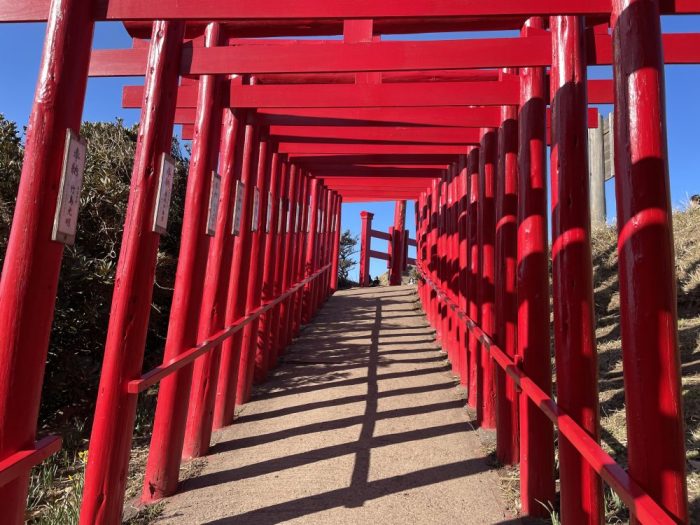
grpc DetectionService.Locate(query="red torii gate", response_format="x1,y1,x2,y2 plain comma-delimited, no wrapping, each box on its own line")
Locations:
0,1,696,524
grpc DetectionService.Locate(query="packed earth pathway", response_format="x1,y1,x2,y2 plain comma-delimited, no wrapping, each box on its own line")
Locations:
155,285,511,524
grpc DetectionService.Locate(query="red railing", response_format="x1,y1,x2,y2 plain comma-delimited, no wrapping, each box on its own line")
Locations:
416,264,677,525
128,263,332,394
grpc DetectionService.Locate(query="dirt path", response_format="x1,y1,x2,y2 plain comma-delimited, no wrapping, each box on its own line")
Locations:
155,285,513,524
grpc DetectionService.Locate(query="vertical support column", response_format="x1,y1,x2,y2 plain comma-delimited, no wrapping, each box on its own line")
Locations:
81,20,185,522
550,16,603,524
611,1,688,520
495,83,520,465
449,165,460,377
457,155,469,387
390,200,407,285
184,106,243,459
254,152,284,384
237,133,273,406
330,195,342,292
466,148,480,409
588,114,607,227
144,22,224,501
213,112,259,429
303,179,321,322
268,159,290,367
438,177,449,349
290,174,310,339
430,180,440,332
276,164,300,357
0,1,95,520
517,16,556,517
359,211,374,287
478,128,497,430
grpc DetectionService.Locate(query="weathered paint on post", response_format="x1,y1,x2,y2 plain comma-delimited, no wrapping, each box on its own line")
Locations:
81,20,185,523
611,0,688,520
517,17,556,517
0,0,95,520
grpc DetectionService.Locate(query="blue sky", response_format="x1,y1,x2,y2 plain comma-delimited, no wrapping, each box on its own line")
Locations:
0,18,698,281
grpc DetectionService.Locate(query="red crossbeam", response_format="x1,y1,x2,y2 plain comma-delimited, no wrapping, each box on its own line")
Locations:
5,0,700,23
90,33,700,77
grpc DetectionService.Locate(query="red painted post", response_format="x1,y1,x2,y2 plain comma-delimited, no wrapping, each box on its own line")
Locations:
143,22,224,501
316,188,334,307
495,81,520,466
183,106,244,459
80,21,185,523
390,200,407,285
445,168,457,369
290,174,311,339
267,159,290,368
255,152,285,384
359,211,374,287
237,134,273,406
438,177,449,350
611,0,688,520
275,164,300,359
457,155,469,387
466,147,480,409
330,195,342,292
478,127,497,430
550,16,603,523
517,16,556,517
449,165,460,376
0,0,94,520
212,113,259,429
303,179,321,322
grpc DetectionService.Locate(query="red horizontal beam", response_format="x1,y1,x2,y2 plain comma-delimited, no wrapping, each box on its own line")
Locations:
369,250,391,261
322,176,437,185
274,126,483,144
312,166,444,177
90,33,700,77
128,78,612,110
291,154,457,165
5,0,700,23
0,436,62,488
371,230,392,242
283,144,467,155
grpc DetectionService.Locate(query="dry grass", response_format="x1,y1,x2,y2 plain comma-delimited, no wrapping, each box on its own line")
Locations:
593,204,700,522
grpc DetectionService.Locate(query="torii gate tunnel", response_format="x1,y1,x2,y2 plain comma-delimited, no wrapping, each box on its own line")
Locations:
0,1,696,523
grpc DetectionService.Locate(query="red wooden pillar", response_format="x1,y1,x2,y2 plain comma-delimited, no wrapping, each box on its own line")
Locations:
449,165,460,376
303,179,321,323
330,195,342,292
466,147,480,409
438,177,449,349
144,22,224,500
446,167,458,370
276,164,300,358
80,21,185,523
254,152,285,384
390,200,407,285
457,155,469,387
550,16,603,523
495,78,520,466
317,188,334,306
183,106,244,459
430,180,440,331
517,16,556,517
212,113,259,429
0,1,94,520
268,158,290,367
237,134,273,406
611,1,688,520
291,174,311,338
478,128,497,430
359,211,374,287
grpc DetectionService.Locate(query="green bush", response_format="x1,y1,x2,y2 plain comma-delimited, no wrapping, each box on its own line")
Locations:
0,116,188,439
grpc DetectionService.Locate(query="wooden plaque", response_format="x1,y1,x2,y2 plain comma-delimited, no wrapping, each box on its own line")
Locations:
232,180,245,235
52,129,87,245
206,171,221,236
251,187,260,232
152,153,176,235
